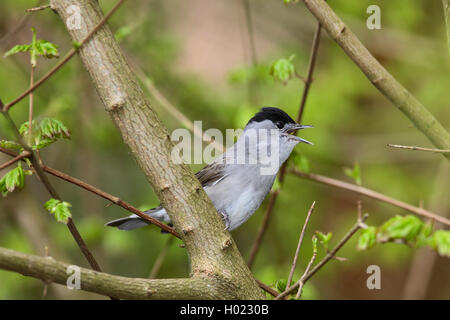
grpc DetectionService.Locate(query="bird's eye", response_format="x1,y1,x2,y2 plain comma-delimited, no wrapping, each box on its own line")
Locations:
275,121,284,129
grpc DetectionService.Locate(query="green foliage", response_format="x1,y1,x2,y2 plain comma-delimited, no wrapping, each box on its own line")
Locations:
3,44,33,58
269,54,296,84
19,118,70,150
0,163,31,197
344,162,362,186
357,215,449,258
0,140,22,151
378,215,423,243
315,231,332,251
283,0,299,4
4,28,58,66
430,230,450,257
357,226,377,250
275,278,287,293
44,198,72,224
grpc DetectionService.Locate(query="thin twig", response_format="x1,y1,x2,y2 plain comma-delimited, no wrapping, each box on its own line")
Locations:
28,66,35,145
243,0,257,67
387,144,450,154
295,240,317,299
255,279,278,297
40,164,180,238
296,22,322,123
1,113,105,273
275,213,369,300
290,169,450,227
26,4,50,12
287,201,316,289
242,0,259,104
0,151,30,171
2,0,128,112
0,147,180,238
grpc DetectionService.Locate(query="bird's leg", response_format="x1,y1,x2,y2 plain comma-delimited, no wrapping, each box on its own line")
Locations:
218,211,230,230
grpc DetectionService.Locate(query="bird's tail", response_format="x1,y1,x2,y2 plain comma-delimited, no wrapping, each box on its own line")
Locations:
105,206,169,231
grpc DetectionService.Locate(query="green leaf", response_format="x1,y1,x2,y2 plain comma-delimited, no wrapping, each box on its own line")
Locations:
3,44,32,58
0,140,22,151
378,215,424,243
292,150,310,173
4,28,58,66
270,55,296,84
0,163,26,196
315,231,332,250
416,221,433,247
284,0,299,4
34,40,59,59
39,118,70,140
430,230,450,257
275,279,287,293
344,162,362,185
19,118,70,150
19,120,37,138
33,138,56,150
357,226,377,250
44,198,72,224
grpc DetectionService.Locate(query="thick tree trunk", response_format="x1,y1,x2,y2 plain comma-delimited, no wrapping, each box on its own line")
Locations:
46,0,264,299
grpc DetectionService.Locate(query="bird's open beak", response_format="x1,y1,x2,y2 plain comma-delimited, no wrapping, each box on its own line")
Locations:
285,124,314,145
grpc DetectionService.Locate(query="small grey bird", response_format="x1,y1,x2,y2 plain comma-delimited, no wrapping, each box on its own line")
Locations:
106,107,312,231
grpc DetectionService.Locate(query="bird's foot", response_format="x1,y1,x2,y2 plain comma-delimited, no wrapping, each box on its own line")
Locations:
219,211,230,230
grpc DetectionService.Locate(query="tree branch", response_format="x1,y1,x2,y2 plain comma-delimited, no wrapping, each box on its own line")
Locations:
443,0,450,54
1,0,127,112
290,169,450,227
0,246,236,300
49,0,263,298
301,0,450,160
0,147,180,237
287,201,316,289
40,164,181,238
0,151,29,171
387,144,450,154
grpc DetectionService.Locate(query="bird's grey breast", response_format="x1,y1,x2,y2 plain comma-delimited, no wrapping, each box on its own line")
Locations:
203,163,276,230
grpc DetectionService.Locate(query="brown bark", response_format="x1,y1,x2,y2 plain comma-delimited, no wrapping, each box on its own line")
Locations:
46,0,263,299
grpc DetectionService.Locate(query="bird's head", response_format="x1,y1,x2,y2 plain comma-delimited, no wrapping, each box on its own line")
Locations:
245,107,313,145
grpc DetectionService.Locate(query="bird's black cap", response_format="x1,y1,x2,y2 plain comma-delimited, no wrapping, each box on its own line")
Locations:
247,107,296,126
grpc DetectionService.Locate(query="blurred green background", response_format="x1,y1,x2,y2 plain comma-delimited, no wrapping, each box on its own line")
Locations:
0,0,449,299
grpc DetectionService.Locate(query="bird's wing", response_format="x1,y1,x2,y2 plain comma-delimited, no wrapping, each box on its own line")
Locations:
195,162,228,187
